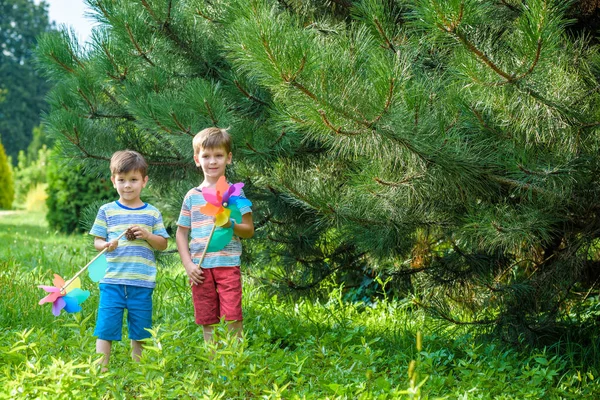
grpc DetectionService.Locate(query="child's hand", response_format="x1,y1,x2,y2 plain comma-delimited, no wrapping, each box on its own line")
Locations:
105,240,119,252
128,225,150,240
184,262,205,285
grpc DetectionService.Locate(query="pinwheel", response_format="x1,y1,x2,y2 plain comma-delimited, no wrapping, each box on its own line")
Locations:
38,275,90,316
38,229,130,316
198,176,252,265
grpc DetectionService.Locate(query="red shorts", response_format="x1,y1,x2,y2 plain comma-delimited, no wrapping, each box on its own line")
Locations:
192,266,243,325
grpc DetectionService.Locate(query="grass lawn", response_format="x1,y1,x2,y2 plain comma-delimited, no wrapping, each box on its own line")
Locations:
1,211,599,398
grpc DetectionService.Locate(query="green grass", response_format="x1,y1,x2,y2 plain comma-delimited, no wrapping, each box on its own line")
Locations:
1,212,599,398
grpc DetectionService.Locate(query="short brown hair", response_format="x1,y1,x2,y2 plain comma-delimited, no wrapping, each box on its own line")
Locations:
193,127,231,155
110,150,148,177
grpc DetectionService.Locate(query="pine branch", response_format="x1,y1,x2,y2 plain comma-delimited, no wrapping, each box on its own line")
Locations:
374,175,424,186
487,174,555,196
514,39,542,81
204,99,218,125
142,0,197,64
369,78,395,126
124,22,155,66
517,164,564,176
66,45,85,69
256,27,374,128
373,17,396,53
413,299,498,326
195,8,221,23
234,80,269,106
318,109,364,136
65,126,110,161
77,88,96,114
270,129,286,148
49,51,75,73
470,107,504,137
85,112,135,121
100,41,127,81
498,0,520,12
170,111,192,135
245,142,264,154
450,29,512,81
152,116,173,134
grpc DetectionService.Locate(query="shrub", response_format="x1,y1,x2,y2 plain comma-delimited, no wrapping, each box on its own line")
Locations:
46,152,114,234
13,146,50,207
0,139,14,209
25,183,48,212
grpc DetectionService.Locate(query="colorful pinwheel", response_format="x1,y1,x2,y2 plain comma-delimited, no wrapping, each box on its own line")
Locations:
38,229,129,316
38,275,90,316
198,176,252,262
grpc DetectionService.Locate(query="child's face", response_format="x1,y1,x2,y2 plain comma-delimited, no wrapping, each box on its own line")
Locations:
194,146,232,182
110,170,148,206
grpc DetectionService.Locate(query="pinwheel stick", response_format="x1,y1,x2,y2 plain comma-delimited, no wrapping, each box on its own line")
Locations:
61,229,129,293
197,223,217,268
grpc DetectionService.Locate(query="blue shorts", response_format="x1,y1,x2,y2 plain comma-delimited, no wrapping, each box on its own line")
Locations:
94,283,153,341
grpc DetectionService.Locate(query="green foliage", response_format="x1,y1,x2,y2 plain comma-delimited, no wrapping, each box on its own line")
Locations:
13,125,54,208
12,147,50,207
35,0,600,339
45,151,114,234
0,0,53,162
1,212,600,398
0,139,14,209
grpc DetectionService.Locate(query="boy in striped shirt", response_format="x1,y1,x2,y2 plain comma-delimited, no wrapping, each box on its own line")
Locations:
90,150,169,369
176,127,254,343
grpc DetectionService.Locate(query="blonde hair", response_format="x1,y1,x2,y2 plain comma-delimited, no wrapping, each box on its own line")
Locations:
110,150,148,177
193,127,232,155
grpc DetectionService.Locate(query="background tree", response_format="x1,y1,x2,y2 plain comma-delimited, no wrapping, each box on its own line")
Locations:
36,0,600,341
0,0,53,162
0,138,14,209
12,125,52,209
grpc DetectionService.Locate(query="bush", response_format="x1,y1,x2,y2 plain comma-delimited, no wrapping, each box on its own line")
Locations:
0,139,14,209
13,146,50,207
24,183,48,212
46,152,114,233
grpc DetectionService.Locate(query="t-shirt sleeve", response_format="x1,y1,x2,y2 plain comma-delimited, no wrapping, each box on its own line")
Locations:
177,193,192,228
238,188,252,215
153,210,170,238
89,206,108,239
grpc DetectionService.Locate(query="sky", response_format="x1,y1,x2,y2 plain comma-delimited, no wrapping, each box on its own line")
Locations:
37,0,96,45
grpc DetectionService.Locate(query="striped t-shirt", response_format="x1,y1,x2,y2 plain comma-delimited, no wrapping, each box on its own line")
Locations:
89,201,170,288
177,187,252,268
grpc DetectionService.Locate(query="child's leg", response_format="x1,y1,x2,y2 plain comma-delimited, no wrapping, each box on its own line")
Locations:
192,268,220,342
214,267,243,340
202,321,241,343
94,284,126,371
202,325,215,343
96,339,112,369
126,286,153,361
228,320,243,339
131,339,144,361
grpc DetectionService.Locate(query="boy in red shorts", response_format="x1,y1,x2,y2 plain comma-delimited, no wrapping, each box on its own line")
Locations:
176,127,254,342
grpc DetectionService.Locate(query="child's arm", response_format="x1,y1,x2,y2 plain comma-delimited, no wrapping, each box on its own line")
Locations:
176,225,205,285
94,236,118,252
128,225,168,251
223,213,254,239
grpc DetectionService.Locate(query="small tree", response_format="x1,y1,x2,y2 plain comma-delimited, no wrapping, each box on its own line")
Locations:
0,138,14,209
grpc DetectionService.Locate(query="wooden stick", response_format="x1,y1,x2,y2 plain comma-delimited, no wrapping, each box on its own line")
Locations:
197,223,217,268
61,230,128,293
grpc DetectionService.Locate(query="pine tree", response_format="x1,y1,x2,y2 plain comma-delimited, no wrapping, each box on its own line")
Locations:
36,0,600,340
0,138,14,209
